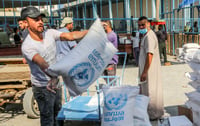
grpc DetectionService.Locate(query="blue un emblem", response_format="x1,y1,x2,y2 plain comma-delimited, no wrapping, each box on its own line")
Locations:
104,93,128,110
68,62,95,87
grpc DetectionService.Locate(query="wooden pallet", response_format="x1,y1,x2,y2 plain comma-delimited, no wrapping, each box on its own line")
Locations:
0,64,30,83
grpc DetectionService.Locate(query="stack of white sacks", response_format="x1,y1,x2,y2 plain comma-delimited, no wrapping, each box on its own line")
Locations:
180,43,200,126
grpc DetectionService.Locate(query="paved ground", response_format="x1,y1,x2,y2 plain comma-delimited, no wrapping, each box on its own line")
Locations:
0,55,194,126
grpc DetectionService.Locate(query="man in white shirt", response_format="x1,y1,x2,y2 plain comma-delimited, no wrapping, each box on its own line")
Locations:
21,6,87,126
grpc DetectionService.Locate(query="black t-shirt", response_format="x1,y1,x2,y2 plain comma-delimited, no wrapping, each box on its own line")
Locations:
14,34,21,44
156,30,167,43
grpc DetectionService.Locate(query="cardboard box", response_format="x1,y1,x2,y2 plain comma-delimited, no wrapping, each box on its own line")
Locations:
178,105,193,122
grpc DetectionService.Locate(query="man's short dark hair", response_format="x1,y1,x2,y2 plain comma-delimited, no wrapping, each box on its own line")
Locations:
17,18,24,22
138,16,149,22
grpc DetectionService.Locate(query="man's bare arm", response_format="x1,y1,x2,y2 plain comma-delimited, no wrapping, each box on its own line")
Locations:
140,53,153,82
32,53,49,71
60,30,88,41
32,54,58,93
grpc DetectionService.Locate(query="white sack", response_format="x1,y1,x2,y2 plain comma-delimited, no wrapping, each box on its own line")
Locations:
185,72,199,81
192,50,200,63
185,72,200,84
192,111,200,126
101,86,140,126
48,18,117,96
183,48,199,53
185,91,200,106
185,100,200,126
187,61,200,73
178,50,197,62
133,95,151,126
183,43,200,49
188,81,200,91
185,100,199,113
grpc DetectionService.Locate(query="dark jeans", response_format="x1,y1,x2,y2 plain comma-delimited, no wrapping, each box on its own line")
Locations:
103,64,117,86
133,47,140,66
159,42,167,63
32,85,62,126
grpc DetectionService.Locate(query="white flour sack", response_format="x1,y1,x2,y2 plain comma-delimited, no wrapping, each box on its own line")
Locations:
186,91,200,106
187,61,200,73
48,18,117,96
133,95,151,126
102,86,140,126
183,43,200,49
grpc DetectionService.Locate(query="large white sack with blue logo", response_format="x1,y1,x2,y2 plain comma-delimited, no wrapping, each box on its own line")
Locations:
48,18,117,96
102,86,140,126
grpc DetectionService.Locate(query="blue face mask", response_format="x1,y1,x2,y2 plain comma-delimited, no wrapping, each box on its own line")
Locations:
139,28,148,34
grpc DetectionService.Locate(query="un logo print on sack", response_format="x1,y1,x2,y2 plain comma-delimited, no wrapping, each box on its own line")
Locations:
105,93,128,110
68,62,95,87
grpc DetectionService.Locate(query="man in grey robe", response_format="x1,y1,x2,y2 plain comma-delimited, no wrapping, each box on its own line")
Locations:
138,16,164,120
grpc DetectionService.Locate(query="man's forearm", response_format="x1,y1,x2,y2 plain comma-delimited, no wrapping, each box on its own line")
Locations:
72,30,88,40
60,30,88,41
32,54,57,78
143,53,153,74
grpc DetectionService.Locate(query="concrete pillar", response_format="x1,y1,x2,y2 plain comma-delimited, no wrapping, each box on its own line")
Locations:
155,0,160,31
152,0,156,18
124,0,131,33
156,0,160,20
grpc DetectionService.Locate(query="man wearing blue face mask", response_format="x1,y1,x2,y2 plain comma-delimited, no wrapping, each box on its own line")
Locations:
138,16,164,120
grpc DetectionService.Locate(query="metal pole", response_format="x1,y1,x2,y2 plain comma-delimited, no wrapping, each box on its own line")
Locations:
134,0,136,17
172,0,175,55
56,0,61,27
83,0,86,29
108,0,113,28
76,0,79,19
166,0,168,32
152,0,156,18
92,0,97,19
3,0,6,31
155,0,160,31
116,0,119,18
12,0,16,27
49,0,53,26
124,0,131,33
140,0,143,16
146,0,148,17
156,0,160,20
100,0,102,18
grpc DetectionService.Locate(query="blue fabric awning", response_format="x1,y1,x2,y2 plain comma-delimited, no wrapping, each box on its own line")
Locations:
179,0,200,8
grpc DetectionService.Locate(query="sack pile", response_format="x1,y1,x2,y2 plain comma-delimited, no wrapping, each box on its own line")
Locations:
183,43,200,126
178,43,200,63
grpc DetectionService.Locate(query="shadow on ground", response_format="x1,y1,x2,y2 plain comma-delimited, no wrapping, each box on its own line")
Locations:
164,105,180,116
0,103,25,123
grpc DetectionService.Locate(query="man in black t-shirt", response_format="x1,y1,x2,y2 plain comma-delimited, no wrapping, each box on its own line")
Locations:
13,27,22,47
156,25,168,63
